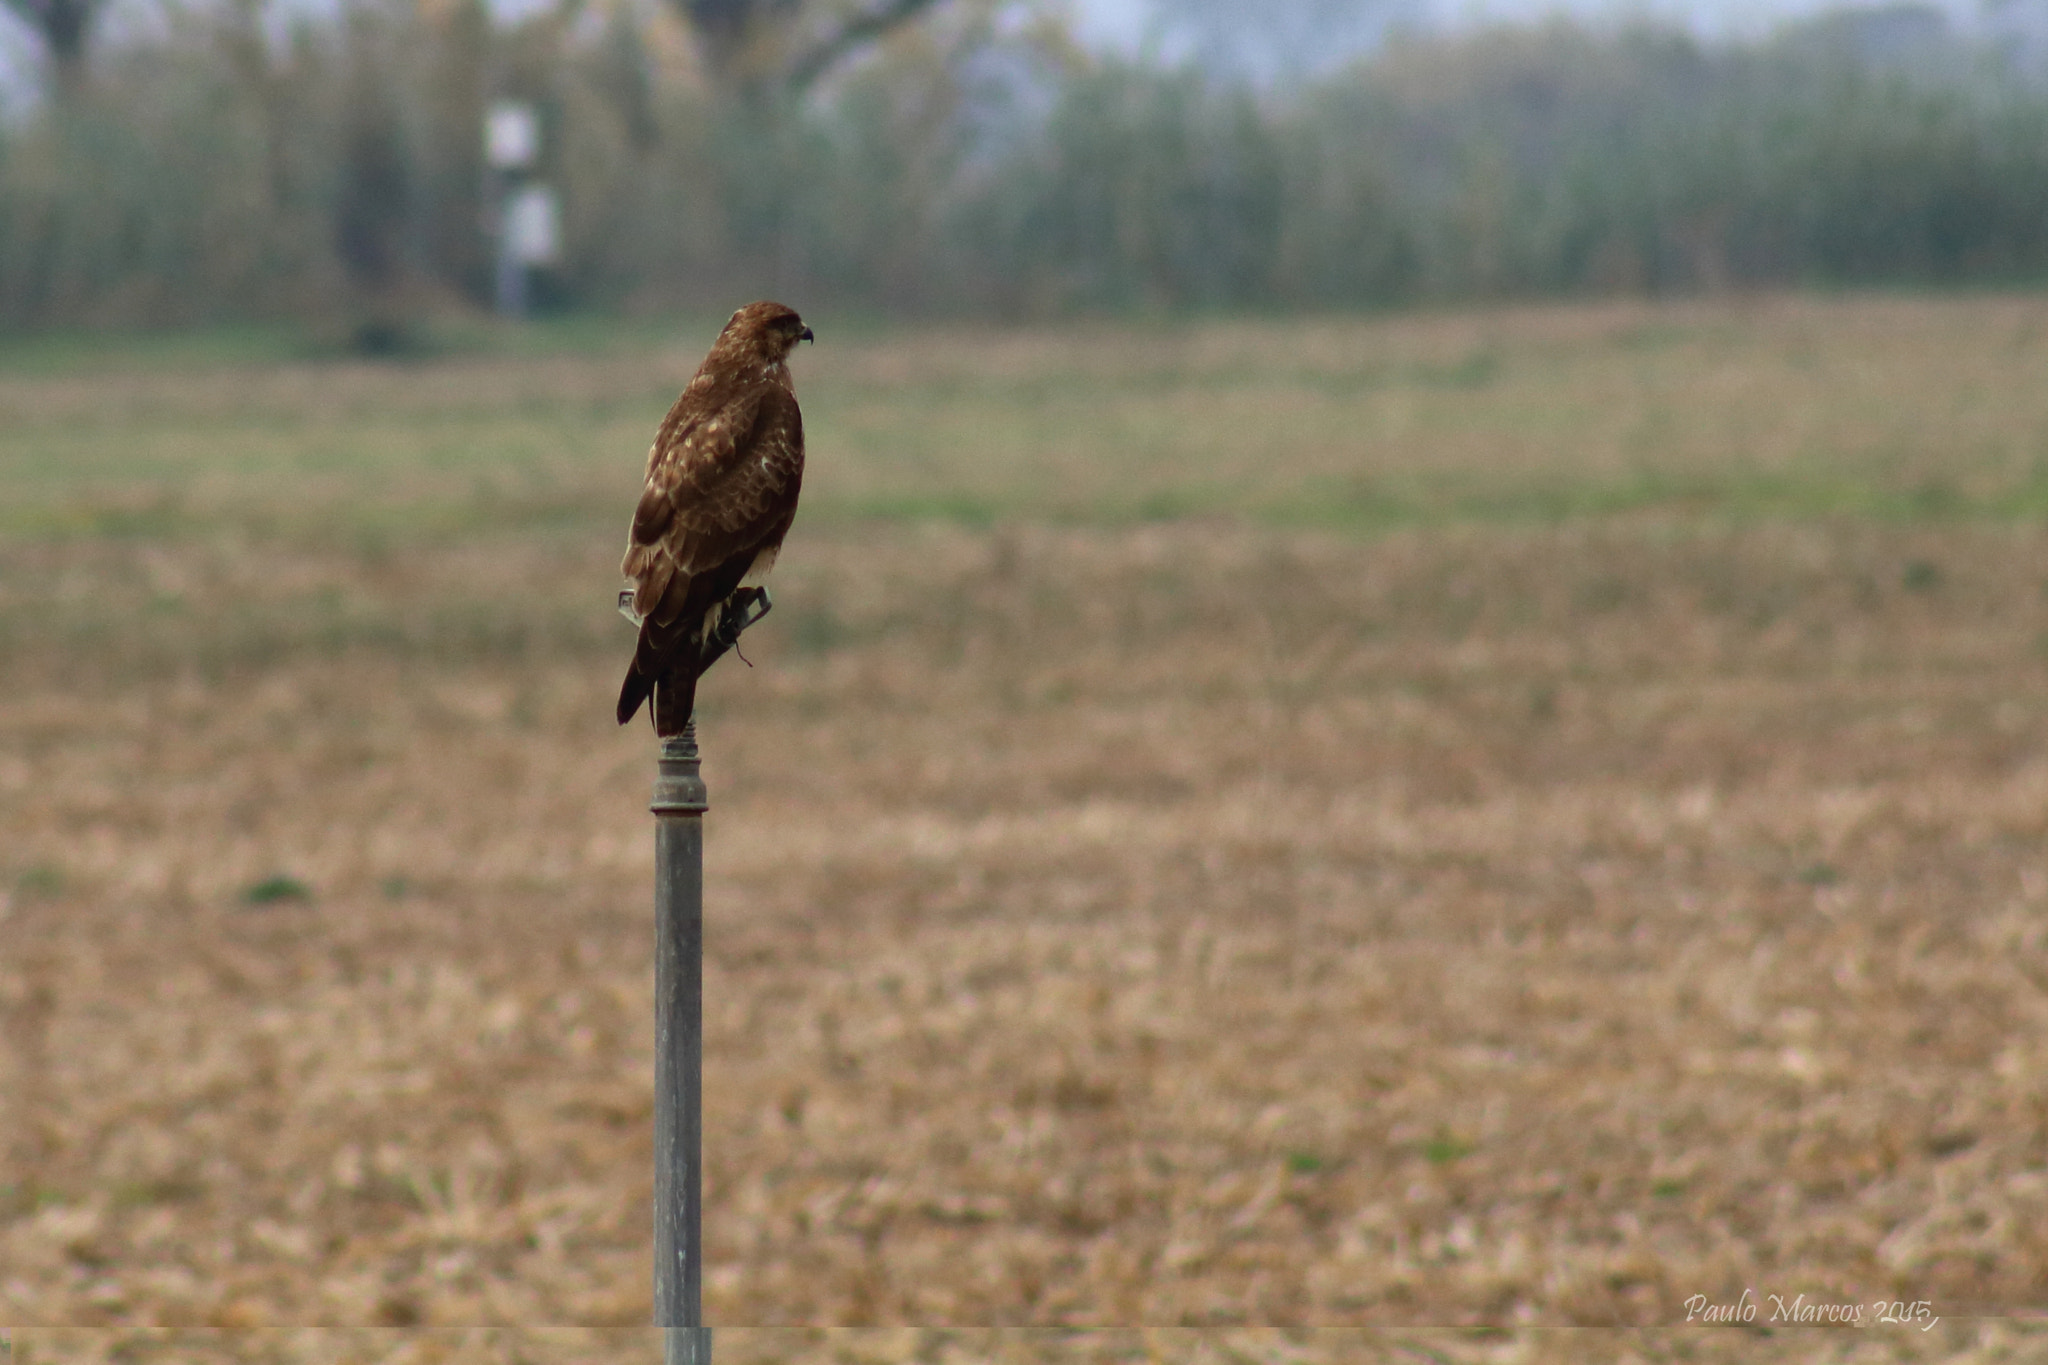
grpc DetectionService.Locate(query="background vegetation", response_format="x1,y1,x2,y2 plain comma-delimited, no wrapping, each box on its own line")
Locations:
5,0,2048,334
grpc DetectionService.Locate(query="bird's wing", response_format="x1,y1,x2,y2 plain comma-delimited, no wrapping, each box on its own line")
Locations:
622,386,763,618
624,384,804,624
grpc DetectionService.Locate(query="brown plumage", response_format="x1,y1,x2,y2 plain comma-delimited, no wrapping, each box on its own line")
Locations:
617,300,812,734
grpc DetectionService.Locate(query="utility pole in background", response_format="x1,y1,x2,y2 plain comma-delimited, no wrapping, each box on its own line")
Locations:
484,100,560,318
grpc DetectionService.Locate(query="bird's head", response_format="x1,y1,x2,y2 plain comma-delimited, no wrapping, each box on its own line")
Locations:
721,300,814,362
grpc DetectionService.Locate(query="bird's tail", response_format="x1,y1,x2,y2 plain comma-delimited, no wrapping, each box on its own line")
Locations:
616,665,660,728
652,668,700,737
617,607,707,733
618,578,766,732
616,657,703,734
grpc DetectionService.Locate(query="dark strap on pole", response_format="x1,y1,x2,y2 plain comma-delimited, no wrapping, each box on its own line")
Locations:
652,727,707,1339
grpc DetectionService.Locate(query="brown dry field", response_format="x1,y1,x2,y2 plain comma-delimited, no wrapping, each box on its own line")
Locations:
5,294,2048,1362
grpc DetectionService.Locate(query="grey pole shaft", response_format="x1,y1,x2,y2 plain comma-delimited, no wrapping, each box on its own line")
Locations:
651,725,709,1362
494,174,528,320
665,1330,712,1365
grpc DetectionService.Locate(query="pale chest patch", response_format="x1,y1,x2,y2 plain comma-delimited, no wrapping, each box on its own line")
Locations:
740,545,779,586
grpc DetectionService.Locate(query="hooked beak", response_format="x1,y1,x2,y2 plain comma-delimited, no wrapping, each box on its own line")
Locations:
799,326,815,344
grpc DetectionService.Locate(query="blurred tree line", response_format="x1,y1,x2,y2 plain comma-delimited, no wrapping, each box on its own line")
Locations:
3,0,2048,333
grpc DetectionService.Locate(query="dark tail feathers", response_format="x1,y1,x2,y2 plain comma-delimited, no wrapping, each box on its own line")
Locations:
653,669,700,736
617,581,771,732
617,609,699,731
616,666,659,727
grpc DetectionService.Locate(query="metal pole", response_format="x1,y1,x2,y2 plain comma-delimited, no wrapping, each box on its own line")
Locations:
651,724,708,1362
664,1330,712,1365
495,208,527,320
630,587,768,1365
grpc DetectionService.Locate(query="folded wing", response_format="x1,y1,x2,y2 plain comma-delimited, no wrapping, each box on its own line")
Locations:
617,380,804,730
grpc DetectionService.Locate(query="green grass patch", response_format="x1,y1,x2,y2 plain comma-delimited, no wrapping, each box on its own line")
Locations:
0,310,749,379
242,874,313,906
1424,1132,1475,1166
0,323,319,377
834,492,1005,527
1902,559,1943,591
9,299,2048,568
14,864,65,899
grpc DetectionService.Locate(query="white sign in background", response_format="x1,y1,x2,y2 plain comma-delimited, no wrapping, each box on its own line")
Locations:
486,101,540,171
505,184,562,267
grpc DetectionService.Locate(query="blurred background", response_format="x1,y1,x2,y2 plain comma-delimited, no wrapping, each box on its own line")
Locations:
4,0,2048,333
8,0,2048,1357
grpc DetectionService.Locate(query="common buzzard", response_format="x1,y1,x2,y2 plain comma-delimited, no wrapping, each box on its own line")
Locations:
617,301,812,735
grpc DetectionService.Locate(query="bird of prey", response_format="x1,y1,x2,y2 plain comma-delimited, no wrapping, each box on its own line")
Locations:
616,301,812,735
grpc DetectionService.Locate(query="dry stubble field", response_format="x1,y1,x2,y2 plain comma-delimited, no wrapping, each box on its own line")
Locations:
5,295,2048,1363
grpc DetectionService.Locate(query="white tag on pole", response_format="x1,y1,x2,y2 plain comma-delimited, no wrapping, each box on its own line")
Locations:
486,101,541,170
505,184,562,267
